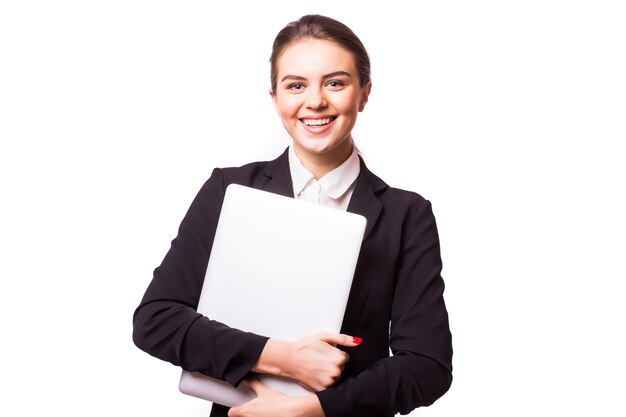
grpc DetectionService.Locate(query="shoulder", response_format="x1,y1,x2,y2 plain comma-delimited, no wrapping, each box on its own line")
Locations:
364,169,440,250
361,161,430,212
381,185,434,231
212,149,288,188
218,160,269,183
383,185,428,210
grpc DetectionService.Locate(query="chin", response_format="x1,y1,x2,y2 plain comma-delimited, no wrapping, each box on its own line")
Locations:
302,144,339,156
295,138,329,151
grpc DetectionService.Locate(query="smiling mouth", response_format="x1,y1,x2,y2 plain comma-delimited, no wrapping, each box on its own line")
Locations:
301,117,336,127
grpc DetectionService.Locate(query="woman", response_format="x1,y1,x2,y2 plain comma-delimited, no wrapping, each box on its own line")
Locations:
133,14,453,417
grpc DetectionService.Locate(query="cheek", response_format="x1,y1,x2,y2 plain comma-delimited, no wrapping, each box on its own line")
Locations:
335,93,362,115
276,97,300,119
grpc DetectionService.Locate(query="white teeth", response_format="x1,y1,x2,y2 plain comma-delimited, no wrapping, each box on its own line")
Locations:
303,118,331,126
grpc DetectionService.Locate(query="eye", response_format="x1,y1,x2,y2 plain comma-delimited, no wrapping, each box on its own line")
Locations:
326,80,346,89
287,83,305,91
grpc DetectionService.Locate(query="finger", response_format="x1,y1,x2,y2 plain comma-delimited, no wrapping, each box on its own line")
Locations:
319,332,363,347
240,378,273,396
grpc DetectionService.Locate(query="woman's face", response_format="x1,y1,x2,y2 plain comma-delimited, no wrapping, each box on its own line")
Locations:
271,38,371,170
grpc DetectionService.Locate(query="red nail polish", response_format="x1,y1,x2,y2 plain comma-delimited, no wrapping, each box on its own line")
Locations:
353,337,363,345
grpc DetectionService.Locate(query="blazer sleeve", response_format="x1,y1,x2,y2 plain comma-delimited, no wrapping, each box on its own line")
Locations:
132,168,269,387
317,199,453,417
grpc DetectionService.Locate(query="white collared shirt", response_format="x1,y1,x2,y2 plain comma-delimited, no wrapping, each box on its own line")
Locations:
288,145,360,211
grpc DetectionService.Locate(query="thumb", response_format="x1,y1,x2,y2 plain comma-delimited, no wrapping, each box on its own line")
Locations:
319,332,363,348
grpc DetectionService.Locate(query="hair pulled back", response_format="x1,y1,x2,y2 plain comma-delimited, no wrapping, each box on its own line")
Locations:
270,14,371,92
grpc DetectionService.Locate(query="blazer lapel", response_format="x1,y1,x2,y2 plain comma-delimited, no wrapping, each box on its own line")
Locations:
261,148,294,198
347,158,386,241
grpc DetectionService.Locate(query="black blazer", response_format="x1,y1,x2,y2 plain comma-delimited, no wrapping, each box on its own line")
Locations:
133,149,452,417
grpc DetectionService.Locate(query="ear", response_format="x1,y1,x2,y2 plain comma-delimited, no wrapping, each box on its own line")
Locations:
358,82,372,112
269,88,279,113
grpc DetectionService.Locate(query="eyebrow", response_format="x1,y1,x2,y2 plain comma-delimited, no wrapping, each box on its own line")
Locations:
280,71,353,83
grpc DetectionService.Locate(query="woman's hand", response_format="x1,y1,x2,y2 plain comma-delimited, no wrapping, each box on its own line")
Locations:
288,332,360,391
252,331,362,392
228,379,324,417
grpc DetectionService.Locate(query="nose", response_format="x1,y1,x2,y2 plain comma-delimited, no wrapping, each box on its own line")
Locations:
305,87,327,110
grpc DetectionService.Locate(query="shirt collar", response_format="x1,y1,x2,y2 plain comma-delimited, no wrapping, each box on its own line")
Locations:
288,144,361,200
288,145,314,196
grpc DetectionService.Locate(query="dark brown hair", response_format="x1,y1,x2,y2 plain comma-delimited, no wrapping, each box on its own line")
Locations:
270,14,371,92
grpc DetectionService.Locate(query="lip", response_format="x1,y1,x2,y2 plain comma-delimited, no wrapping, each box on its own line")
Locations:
299,116,337,134
299,115,337,121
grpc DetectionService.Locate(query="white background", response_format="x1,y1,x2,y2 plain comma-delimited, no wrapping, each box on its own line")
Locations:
1,1,625,416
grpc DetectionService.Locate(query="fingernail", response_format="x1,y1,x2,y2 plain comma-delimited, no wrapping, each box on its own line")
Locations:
353,337,363,345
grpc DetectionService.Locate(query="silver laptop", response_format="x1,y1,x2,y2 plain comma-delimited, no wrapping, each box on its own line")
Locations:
179,184,366,407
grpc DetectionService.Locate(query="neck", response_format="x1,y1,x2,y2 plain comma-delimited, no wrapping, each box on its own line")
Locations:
294,140,353,180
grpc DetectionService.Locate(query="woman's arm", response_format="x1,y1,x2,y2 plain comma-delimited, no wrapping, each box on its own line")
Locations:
317,199,453,417
132,168,269,386
228,379,325,417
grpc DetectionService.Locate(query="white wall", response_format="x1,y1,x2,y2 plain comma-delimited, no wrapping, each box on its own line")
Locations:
1,1,625,416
